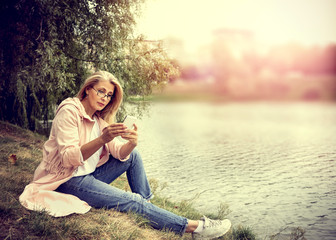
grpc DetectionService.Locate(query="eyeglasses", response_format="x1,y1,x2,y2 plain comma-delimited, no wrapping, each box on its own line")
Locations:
92,88,113,101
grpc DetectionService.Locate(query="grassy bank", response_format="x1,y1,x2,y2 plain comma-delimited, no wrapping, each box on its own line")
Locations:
0,121,305,240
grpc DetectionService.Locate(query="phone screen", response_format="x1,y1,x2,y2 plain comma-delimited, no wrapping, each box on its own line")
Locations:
123,115,137,130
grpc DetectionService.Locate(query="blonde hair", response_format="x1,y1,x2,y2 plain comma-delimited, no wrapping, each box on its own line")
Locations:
77,71,123,123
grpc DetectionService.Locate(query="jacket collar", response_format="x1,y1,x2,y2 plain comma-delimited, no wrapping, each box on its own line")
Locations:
56,97,97,122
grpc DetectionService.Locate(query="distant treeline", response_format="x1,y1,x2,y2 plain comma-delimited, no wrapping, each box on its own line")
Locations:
180,42,336,81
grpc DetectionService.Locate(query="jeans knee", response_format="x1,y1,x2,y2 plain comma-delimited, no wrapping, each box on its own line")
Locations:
130,149,142,164
132,192,145,204
123,192,147,212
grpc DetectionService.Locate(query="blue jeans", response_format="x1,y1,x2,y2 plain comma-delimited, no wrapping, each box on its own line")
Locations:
56,150,188,234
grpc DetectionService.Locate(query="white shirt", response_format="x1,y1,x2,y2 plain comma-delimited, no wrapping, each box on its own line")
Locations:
74,117,103,177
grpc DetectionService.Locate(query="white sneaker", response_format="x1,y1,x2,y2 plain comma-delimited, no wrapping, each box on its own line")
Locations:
192,216,231,240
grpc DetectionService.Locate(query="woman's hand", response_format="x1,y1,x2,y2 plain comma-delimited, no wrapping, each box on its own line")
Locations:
101,123,127,144
118,124,138,159
121,124,138,146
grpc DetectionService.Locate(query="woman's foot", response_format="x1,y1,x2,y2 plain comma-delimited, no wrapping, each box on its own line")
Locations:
192,216,231,240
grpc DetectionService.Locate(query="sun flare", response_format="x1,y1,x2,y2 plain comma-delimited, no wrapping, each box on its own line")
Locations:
136,0,336,51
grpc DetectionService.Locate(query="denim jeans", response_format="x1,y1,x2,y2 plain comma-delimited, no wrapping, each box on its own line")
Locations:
56,149,188,234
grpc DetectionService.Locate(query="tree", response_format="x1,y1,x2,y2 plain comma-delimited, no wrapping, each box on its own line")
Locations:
0,0,178,131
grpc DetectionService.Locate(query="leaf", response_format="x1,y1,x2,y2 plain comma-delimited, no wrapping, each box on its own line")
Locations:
8,154,17,165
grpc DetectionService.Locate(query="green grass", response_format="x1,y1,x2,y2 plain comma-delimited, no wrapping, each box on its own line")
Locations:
0,120,305,240
128,93,226,103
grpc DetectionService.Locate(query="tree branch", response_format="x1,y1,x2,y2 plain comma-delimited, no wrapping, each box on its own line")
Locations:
36,20,43,41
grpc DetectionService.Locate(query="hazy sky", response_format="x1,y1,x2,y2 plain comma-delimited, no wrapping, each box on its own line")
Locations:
136,0,336,51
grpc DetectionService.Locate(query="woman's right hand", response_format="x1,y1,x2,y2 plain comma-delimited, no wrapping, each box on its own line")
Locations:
101,123,127,144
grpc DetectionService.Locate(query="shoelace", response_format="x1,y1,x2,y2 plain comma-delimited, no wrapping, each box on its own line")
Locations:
204,217,223,228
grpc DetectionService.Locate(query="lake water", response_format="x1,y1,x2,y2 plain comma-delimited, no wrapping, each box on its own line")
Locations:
133,101,336,240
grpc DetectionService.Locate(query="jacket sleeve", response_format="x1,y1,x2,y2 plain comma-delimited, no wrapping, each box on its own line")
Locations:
108,138,130,161
53,106,83,168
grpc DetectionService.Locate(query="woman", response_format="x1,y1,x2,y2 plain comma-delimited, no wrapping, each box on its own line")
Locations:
19,71,231,239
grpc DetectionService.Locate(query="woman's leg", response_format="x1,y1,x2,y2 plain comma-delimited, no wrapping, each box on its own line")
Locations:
56,174,188,234
57,150,231,237
93,149,153,200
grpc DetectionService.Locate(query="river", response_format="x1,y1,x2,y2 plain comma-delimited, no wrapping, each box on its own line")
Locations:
132,101,336,240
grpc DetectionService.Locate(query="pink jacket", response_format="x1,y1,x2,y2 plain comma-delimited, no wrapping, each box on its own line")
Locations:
19,97,129,217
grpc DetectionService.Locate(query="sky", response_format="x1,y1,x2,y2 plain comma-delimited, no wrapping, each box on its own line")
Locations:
136,0,336,52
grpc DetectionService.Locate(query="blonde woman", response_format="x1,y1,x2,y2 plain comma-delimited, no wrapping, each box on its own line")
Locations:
19,71,231,239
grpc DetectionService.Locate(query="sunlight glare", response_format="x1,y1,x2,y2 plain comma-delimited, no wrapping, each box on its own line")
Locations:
137,0,336,51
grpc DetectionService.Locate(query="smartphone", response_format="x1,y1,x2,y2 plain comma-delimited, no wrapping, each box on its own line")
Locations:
122,115,137,130
118,115,137,142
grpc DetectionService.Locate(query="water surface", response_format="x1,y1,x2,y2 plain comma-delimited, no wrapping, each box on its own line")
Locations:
134,101,336,239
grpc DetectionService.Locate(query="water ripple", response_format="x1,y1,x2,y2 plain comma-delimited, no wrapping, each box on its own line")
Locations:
136,102,336,240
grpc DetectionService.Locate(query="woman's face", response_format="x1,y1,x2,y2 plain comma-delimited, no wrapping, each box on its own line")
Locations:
86,80,115,113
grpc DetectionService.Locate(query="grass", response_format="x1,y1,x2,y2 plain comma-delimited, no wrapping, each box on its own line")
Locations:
128,93,226,103
0,120,305,240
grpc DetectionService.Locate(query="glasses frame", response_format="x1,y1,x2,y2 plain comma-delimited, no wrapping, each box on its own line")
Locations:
92,87,113,101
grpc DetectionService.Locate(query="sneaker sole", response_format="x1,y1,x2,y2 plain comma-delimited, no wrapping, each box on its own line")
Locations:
193,219,232,240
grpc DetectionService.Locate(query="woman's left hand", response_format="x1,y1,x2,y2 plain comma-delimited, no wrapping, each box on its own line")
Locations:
121,124,138,146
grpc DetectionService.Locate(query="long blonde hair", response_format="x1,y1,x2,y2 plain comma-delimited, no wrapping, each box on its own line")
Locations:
77,71,123,123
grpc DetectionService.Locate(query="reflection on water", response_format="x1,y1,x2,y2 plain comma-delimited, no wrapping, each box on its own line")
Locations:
133,101,336,240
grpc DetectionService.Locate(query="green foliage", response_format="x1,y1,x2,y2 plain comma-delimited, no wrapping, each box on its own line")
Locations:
230,226,256,240
0,0,179,131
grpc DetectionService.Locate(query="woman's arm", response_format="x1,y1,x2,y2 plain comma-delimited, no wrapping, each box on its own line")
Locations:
119,141,137,160
81,123,127,161
80,137,105,161
53,106,83,168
